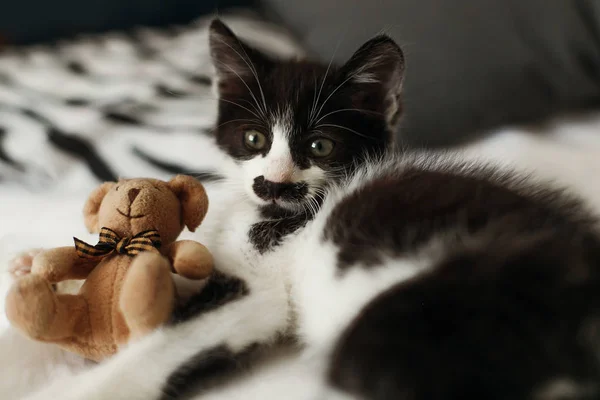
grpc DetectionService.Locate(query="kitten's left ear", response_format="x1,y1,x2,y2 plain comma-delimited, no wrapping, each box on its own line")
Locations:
208,19,271,97
341,35,405,129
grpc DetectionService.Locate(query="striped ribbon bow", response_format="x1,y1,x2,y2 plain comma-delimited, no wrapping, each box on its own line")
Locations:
74,227,162,258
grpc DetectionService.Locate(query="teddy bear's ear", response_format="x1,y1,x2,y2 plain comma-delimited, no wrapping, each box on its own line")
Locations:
167,175,209,232
83,182,116,233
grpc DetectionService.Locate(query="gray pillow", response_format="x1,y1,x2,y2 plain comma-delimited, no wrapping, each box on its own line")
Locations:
260,0,600,147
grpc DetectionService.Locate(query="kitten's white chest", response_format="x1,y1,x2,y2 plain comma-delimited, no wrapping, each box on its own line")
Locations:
187,185,270,279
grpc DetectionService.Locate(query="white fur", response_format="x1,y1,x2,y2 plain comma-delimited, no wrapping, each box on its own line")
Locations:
263,122,295,183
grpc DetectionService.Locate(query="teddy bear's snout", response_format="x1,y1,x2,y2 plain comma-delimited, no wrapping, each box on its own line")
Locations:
128,188,140,203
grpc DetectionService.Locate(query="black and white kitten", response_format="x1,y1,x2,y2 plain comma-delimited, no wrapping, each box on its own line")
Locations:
22,20,600,400
207,19,402,254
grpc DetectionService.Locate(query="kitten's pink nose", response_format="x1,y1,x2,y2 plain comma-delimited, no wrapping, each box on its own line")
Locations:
265,169,294,183
265,157,294,183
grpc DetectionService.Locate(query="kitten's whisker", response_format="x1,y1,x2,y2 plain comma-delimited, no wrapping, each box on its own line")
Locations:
312,74,357,125
316,123,375,140
311,195,321,216
310,35,343,125
310,71,319,126
217,98,262,120
308,200,318,214
234,37,269,121
305,194,316,216
213,118,263,130
215,58,264,119
302,195,316,217
168,93,256,119
313,108,383,126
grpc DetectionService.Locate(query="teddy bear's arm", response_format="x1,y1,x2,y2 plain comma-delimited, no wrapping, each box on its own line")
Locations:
31,246,98,283
164,240,214,280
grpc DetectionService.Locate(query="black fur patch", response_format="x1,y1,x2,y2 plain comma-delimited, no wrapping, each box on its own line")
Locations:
252,175,308,202
328,231,600,399
159,343,259,400
172,271,249,323
248,214,308,254
324,167,595,270
248,204,317,254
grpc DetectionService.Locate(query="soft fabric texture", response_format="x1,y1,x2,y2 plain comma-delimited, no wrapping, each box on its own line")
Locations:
262,0,600,147
5,176,213,362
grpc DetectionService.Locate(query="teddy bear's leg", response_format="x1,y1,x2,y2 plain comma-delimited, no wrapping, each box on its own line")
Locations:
5,274,89,341
120,252,174,341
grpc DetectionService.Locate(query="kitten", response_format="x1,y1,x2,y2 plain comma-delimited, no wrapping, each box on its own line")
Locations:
207,19,401,254
19,19,600,400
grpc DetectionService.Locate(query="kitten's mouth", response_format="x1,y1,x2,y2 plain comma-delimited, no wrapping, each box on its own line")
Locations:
267,197,308,213
251,196,302,212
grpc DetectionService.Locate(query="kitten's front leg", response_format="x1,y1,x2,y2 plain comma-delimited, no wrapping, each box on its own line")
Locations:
23,273,291,400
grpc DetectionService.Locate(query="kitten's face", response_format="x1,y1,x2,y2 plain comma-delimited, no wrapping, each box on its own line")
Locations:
209,20,404,212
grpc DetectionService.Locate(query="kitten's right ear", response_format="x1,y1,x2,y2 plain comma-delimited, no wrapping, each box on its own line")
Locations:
208,19,270,96
341,35,405,130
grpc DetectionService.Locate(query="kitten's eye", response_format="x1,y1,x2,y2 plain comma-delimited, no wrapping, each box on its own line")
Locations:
309,138,335,158
244,130,267,151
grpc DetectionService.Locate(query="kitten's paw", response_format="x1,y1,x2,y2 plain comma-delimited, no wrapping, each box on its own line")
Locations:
8,249,44,279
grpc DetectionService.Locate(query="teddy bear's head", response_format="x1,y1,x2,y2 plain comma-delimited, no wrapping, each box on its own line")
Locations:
82,175,208,246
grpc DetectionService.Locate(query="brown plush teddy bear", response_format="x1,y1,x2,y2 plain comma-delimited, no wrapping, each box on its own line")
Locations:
5,175,214,362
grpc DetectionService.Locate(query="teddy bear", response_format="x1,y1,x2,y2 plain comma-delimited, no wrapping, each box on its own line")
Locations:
4,175,214,362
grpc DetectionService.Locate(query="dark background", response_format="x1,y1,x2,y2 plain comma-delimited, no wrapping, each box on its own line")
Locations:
2,0,600,148
0,0,253,45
